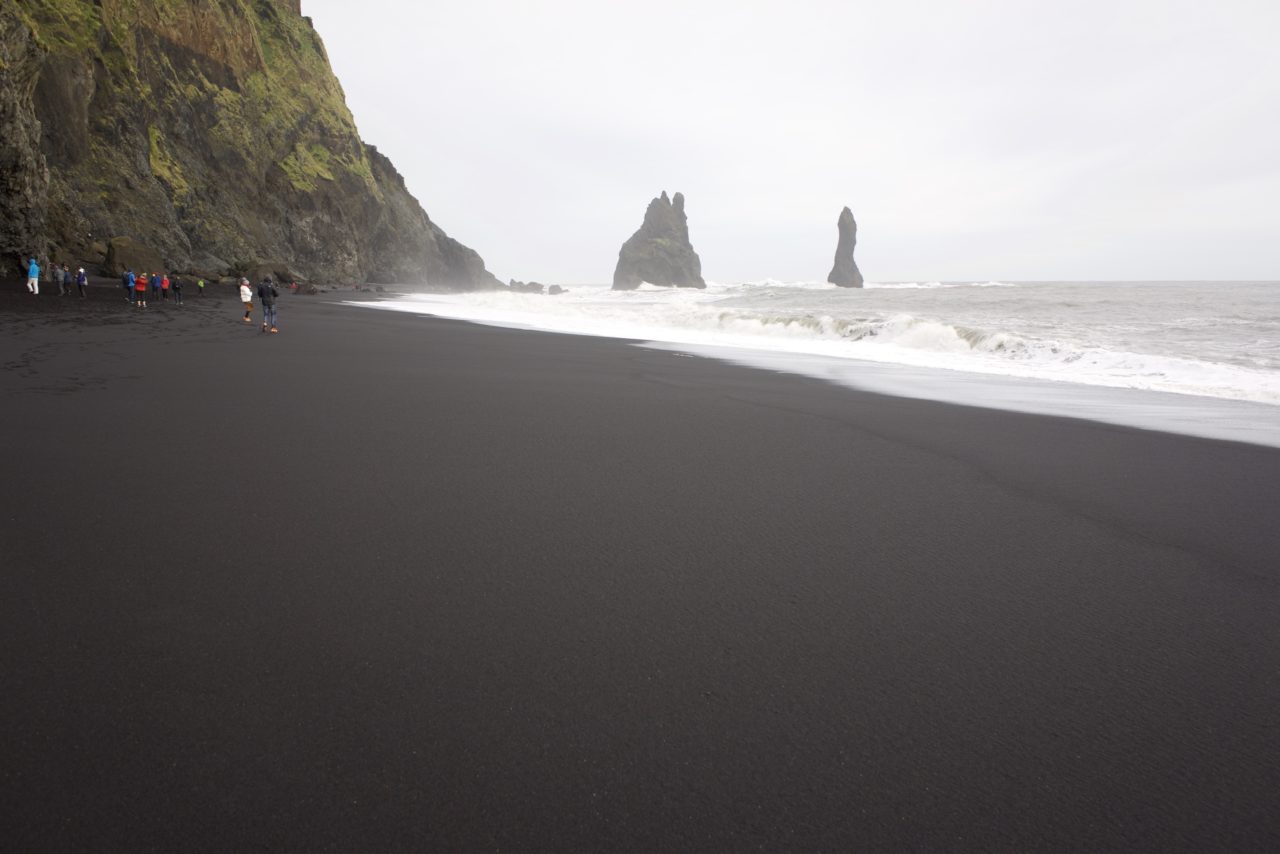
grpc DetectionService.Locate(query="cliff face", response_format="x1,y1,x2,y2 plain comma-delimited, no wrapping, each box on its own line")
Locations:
612,191,705,290
0,0,500,287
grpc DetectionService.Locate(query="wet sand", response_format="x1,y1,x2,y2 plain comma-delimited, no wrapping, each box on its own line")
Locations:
3,284,1279,851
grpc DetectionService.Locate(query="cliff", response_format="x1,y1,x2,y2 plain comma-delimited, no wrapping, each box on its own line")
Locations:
612,191,705,290
0,0,500,288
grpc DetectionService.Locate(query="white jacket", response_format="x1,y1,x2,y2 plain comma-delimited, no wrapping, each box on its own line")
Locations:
240,284,252,302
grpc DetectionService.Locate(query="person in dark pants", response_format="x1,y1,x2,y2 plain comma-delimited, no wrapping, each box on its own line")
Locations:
172,276,184,305
258,277,279,333
76,268,88,297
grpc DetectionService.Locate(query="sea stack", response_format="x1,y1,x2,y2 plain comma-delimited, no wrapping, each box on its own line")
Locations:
612,191,706,290
827,207,864,288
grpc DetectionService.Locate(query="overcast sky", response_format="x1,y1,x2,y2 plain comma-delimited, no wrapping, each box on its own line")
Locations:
305,0,1279,283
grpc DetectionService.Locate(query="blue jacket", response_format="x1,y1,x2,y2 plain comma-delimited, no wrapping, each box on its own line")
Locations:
28,260,39,278
127,272,136,287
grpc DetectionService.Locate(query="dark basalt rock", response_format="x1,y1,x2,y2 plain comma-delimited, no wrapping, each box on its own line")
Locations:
0,5,48,270
508,279,545,294
612,191,705,290
827,206,864,288
547,285,566,295
1,0,502,290
104,237,165,277
245,261,296,286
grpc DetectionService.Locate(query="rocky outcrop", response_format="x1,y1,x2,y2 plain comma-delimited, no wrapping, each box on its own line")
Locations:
827,206,864,288
0,4,49,268
612,191,705,290
104,237,165,277
0,0,501,289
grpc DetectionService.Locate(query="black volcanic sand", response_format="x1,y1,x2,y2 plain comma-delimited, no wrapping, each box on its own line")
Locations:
3,283,1279,852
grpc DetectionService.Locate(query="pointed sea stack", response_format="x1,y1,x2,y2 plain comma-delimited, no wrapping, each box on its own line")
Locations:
612,191,706,290
827,207,864,288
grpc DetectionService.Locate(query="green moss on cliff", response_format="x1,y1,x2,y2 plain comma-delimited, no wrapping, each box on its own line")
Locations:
147,125,189,197
280,142,334,192
21,0,98,52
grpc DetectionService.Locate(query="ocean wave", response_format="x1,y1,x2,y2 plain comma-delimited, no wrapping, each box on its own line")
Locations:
865,281,1018,289
366,284,1280,406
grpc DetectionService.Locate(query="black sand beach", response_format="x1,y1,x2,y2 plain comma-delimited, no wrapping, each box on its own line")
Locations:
3,285,1279,851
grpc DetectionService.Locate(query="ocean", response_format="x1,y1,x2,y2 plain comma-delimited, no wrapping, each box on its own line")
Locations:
356,280,1280,448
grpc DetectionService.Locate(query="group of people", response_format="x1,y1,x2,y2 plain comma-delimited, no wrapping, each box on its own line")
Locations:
24,258,87,297
119,269,202,307
240,277,280,333
24,256,285,333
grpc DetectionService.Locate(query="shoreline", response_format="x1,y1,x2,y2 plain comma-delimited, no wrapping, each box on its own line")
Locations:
353,292,1280,450
4,289,1280,850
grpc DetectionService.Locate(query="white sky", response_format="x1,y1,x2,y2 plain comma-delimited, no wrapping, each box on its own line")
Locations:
304,0,1279,283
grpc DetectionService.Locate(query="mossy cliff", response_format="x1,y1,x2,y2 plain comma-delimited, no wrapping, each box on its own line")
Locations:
0,0,500,287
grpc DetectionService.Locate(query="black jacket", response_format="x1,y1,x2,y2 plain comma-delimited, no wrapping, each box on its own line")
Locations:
257,281,278,306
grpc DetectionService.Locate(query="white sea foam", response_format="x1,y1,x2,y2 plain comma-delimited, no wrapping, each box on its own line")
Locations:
357,280,1280,407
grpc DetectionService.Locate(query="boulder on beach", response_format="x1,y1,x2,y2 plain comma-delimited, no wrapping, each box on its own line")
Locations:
612,191,705,290
189,252,231,279
827,207,864,288
104,237,166,276
245,261,297,284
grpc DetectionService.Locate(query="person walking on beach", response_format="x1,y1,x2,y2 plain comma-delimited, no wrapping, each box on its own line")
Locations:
197,278,205,297
135,271,148,308
26,258,40,294
123,269,135,303
172,276,184,305
76,267,88,298
258,277,279,333
239,278,253,323
56,263,66,295
151,273,161,302
62,264,73,296
161,273,171,301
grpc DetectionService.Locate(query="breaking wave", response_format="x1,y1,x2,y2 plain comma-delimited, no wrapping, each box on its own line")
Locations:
357,281,1280,406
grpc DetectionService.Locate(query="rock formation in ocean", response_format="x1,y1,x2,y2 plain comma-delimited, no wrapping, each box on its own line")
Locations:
612,191,705,290
827,206,864,288
0,0,501,288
